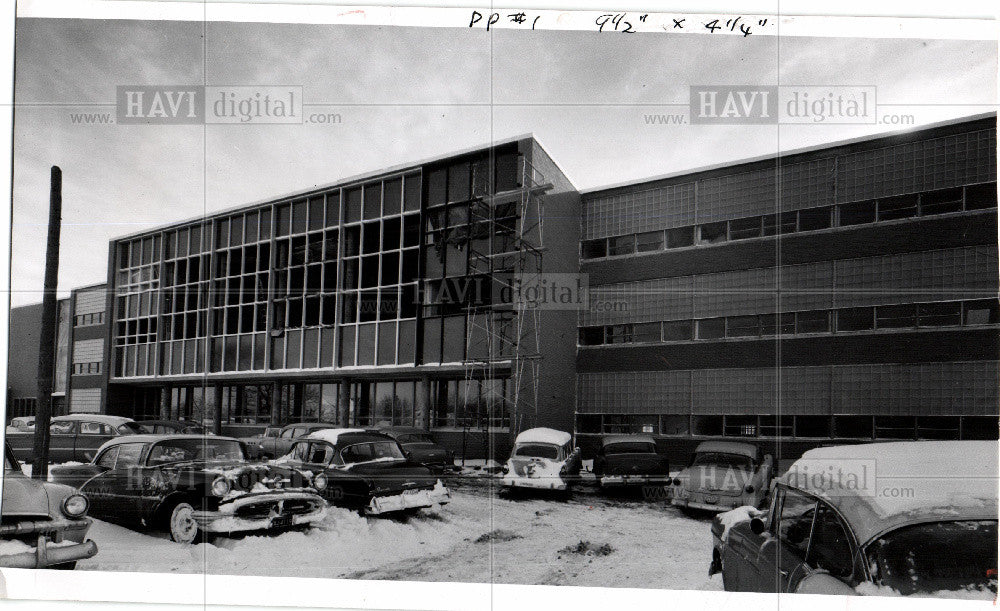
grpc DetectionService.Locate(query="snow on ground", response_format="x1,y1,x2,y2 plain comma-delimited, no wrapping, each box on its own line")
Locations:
76,487,722,590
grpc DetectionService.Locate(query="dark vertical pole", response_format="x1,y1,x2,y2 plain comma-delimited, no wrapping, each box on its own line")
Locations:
31,166,62,480
213,383,223,435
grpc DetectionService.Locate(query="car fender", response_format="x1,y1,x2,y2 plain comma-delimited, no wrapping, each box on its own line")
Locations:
794,571,858,595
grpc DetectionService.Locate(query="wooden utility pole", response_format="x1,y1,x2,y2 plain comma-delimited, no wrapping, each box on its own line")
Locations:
31,166,62,480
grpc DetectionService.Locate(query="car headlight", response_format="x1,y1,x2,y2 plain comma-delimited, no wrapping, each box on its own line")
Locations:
211,476,231,497
62,493,89,518
312,473,328,491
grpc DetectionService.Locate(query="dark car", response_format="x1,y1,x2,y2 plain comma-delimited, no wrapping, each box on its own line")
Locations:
50,434,328,543
258,422,338,459
5,414,144,464
136,420,209,435
668,440,773,513
711,441,998,597
237,426,281,460
593,434,669,489
1,445,98,569
369,426,455,471
276,429,451,516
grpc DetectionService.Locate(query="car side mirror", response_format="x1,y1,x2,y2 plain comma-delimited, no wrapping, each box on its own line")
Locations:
749,517,766,535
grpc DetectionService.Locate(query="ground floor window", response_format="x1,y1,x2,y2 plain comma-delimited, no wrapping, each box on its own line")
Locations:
430,377,511,429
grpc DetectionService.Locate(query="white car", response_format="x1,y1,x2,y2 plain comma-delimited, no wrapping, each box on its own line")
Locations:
500,427,582,492
668,441,774,512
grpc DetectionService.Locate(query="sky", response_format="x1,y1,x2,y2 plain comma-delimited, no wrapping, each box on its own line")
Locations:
8,17,997,306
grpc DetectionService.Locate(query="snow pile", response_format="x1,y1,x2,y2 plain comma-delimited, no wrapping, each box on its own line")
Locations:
855,582,996,600
715,506,763,542
305,428,365,444
514,428,571,446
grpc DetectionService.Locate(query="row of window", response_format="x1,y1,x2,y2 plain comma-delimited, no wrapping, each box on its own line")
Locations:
581,182,998,260
74,312,104,327
72,361,102,375
576,413,999,440
578,299,999,346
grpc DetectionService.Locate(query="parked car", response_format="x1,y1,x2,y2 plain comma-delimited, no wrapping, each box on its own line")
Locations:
49,434,328,543
5,416,35,434
276,429,451,516
136,420,208,435
710,440,999,597
593,434,670,489
258,422,338,459
5,414,144,464
237,426,282,460
667,441,773,513
369,426,455,471
500,428,582,492
1,444,98,569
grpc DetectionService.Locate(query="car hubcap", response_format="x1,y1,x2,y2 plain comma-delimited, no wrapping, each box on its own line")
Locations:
170,503,198,543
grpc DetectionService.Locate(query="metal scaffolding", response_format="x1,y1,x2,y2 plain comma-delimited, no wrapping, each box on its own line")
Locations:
461,156,552,442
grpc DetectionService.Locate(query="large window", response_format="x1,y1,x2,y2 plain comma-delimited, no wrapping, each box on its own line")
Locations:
113,234,164,377
339,173,420,368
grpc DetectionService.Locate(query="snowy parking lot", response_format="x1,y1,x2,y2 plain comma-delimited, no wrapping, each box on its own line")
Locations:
75,475,723,590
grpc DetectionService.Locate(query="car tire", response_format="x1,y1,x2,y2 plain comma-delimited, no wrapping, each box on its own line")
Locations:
166,500,203,544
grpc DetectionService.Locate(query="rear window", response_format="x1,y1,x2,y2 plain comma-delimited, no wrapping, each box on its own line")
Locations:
692,452,754,471
604,442,656,454
513,444,559,460
868,520,998,596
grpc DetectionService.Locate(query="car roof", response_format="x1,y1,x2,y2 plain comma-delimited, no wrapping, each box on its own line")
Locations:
137,420,202,427
302,428,381,445
53,414,134,425
514,427,572,446
780,441,999,545
601,434,656,446
694,440,759,458
96,434,239,454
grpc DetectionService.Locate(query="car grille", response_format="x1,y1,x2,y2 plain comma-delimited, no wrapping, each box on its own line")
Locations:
233,498,318,520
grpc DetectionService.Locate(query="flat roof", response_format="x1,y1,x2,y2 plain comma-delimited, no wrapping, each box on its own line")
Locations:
580,112,997,196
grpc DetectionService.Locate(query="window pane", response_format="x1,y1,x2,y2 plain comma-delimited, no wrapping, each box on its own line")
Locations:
698,221,727,244
777,489,816,556
839,200,875,225
579,326,605,346
965,182,997,210
726,315,761,337
697,317,726,339
920,187,963,215
798,207,832,231
632,322,661,342
837,307,874,332
762,212,796,236
878,194,918,221
666,227,694,248
662,320,693,341
635,231,664,252
917,302,962,327
581,239,607,259
796,310,830,334
605,324,633,344
963,300,999,325
876,304,917,329
608,235,635,256
729,216,762,240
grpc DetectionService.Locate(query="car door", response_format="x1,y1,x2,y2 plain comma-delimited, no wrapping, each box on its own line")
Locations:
274,426,301,457
793,501,860,592
76,445,120,518
82,442,146,525
752,486,816,593
48,420,77,463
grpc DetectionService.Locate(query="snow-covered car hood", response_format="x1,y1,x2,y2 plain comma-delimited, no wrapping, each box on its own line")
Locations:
0,470,76,517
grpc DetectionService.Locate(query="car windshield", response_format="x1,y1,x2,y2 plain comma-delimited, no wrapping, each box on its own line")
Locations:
146,439,245,465
868,520,998,596
691,452,754,471
264,428,280,438
340,441,405,464
514,443,560,460
605,442,655,454
396,433,434,444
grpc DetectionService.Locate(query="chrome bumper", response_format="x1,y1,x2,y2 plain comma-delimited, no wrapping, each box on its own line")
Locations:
365,482,451,515
192,491,327,533
671,498,744,512
599,474,668,487
0,535,98,568
501,476,567,491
